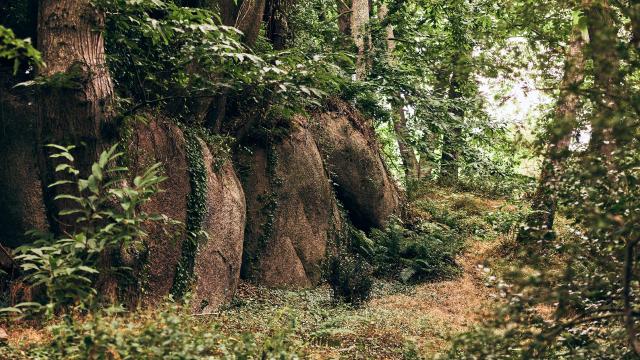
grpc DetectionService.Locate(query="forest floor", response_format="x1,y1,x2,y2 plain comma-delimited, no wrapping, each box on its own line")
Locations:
6,188,518,359
211,188,516,359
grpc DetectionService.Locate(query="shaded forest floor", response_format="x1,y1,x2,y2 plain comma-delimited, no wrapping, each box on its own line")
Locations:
6,187,526,359
215,239,498,359
208,188,521,359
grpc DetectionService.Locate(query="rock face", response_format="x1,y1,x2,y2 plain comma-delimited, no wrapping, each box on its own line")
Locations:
238,116,342,287
127,119,191,301
127,118,247,309
0,86,49,248
311,98,401,230
192,141,246,313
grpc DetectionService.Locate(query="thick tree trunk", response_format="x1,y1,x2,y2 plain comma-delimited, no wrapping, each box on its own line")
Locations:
37,0,117,301
585,0,619,161
37,0,115,233
518,30,585,243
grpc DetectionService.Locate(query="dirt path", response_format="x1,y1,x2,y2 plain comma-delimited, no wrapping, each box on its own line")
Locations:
367,239,497,355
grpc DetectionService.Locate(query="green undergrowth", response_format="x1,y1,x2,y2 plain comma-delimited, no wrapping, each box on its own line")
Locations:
442,207,606,358
1,303,302,360
3,186,527,359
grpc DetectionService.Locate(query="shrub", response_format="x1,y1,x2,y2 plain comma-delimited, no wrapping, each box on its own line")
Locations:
413,198,491,238
450,194,485,216
369,219,464,283
326,251,373,306
484,207,528,234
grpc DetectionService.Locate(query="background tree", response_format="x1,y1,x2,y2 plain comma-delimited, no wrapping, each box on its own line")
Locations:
517,27,586,243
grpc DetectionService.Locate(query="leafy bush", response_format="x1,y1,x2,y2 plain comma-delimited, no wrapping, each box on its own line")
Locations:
4,144,168,317
0,24,42,73
368,219,464,283
484,207,528,234
325,251,373,306
414,198,488,237
1,304,302,359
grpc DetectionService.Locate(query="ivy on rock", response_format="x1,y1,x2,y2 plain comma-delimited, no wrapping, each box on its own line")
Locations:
171,128,208,299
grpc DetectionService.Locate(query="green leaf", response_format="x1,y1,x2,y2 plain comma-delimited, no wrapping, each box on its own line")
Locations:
92,163,103,181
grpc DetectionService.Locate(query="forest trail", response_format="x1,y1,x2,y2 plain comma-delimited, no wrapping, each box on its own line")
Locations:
367,237,497,354
214,189,511,359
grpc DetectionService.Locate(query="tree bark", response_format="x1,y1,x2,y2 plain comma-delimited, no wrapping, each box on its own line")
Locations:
417,70,449,180
585,0,619,161
628,0,640,51
235,0,268,46
337,0,351,37
394,108,419,180
378,4,418,181
264,0,294,50
37,0,115,233
351,0,369,79
440,71,464,185
203,0,267,130
517,29,585,242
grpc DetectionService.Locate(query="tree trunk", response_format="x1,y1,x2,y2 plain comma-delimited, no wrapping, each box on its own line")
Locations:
264,0,294,50
394,108,419,180
37,0,115,233
351,0,369,79
585,0,619,161
337,0,351,37
378,4,418,181
37,0,117,301
203,0,267,130
629,0,640,50
417,70,449,180
236,0,267,46
517,29,585,243
440,72,463,185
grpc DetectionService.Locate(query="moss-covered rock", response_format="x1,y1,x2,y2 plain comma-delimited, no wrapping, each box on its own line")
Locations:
311,98,401,231
192,139,246,313
238,115,342,287
126,117,191,302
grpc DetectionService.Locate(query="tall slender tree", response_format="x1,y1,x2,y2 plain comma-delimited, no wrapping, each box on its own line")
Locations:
378,3,419,181
584,0,620,162
438,2,474,185
517,28,586,242
351,0,370,79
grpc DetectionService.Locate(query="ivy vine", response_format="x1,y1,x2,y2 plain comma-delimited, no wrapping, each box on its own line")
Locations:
171,128,208,299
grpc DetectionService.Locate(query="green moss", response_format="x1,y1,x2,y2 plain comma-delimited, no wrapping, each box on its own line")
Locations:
192,127,234,173
117,114,149,169
171,128,208,299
